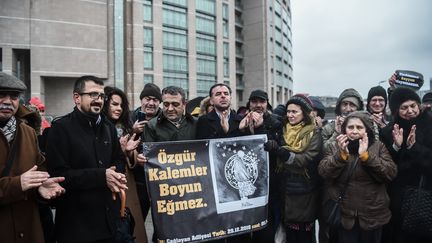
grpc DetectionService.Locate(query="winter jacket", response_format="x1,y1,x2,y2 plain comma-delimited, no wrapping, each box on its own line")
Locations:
0,119,45,243
143,112,197,142
46,108,124,243
319,140,397,230
277,128,323,223
380,112,432,225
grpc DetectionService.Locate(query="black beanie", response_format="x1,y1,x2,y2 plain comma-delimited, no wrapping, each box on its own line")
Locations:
309,96,326,119
422,92,432,103
389,87,421,116
139,83,162,101
367,86,387,112
286,94,313,113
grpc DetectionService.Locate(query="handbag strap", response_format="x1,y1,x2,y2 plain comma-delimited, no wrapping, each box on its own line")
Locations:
336,158,359,202
1,137,19,178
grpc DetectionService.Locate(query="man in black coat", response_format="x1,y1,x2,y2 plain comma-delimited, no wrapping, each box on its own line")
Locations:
46,76,127,243
196,83,244,139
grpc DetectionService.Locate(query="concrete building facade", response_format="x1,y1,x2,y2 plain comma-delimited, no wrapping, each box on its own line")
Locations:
0,0,293,116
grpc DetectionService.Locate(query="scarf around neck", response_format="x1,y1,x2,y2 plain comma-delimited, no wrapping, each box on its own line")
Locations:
282,120,316,153
1,116,17,143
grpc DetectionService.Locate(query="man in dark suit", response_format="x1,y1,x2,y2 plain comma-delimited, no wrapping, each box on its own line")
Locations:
196,83,244,139
46,76,127,243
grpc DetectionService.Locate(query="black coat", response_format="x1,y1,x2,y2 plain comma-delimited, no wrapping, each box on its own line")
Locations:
380,112,432,223
46,108,124,243
196,109,244,139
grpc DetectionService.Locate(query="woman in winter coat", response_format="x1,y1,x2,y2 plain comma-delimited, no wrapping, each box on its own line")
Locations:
264,94,322,243
102,86,148,243
380,87,432,243
319,111,397,243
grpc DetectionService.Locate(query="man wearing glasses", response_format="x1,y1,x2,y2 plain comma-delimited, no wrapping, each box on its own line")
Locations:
46,75,127,243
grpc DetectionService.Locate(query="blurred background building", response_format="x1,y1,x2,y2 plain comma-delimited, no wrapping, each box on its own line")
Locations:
0,0,293,116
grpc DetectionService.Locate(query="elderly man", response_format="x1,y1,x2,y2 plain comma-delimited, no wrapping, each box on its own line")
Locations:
0,72,65,243
131,83,162,135
46,75,127,243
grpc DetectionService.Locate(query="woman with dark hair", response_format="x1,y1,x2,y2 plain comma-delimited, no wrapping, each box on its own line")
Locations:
319,111,396,243
264,94,322,243
103,86,132,137
380,87,432,243
102,86,148,243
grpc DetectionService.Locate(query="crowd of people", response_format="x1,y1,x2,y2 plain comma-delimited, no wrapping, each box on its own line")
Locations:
1,71,432,243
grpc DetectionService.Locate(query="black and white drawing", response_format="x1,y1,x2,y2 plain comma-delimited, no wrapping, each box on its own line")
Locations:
209,135,268,214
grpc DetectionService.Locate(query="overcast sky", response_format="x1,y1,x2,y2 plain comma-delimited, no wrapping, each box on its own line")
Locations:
291,0,432,98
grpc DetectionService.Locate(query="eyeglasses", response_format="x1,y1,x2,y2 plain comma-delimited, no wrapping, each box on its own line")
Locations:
79,92,105,100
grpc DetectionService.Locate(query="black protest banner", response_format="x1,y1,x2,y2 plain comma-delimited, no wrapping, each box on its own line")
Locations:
143,135,268,243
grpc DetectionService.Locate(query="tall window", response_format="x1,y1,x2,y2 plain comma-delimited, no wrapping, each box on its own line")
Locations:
143,0,152,22
197,75,215,97
223,43,229,77
163,50,188,72
164,72,189,97
196,14,215,35
196,34,215,55
163,28,187,50
195,0,215,15
144,28,153,70
163,5,187,29
144,74,153,84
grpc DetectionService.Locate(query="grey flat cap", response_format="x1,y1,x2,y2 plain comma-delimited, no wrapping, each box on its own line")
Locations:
0,72,27,92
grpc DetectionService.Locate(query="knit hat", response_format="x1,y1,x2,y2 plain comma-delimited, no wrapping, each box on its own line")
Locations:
248,89,273,111
0,72,27,92
309,96,326,119
367,86,387,113
139,83,162,101
286,94,313,113
335,88,364,115
389,87,421,115
422,92,432,104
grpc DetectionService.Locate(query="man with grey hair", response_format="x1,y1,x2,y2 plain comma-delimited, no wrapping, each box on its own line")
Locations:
0,72,65,243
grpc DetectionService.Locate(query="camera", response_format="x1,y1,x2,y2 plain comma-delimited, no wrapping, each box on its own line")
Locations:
137,111,146,122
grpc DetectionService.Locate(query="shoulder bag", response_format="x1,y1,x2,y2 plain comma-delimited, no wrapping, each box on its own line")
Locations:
322,158,358,226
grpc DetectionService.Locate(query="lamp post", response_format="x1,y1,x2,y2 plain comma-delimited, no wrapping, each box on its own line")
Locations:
378,80,386,86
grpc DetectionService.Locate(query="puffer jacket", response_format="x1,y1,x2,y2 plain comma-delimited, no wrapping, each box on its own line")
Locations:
319,140,397,230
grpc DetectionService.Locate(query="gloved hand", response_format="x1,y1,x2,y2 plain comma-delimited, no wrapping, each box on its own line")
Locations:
276,147,291,161
264,140,279,152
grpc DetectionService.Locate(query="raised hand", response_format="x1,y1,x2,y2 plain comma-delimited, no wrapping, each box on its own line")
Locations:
371,113,386,128
20,166,50,191
250,111,264,128
359,134,369,155
392,124,404,147
38,177,66,199
220,110,229,134
124,134,141,153
106,166,127,193
335,116,345,134
132,120,146,134
407,125,416,148
336,134,349,154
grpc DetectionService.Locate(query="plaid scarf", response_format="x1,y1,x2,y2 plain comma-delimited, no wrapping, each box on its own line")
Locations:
1,116,17,143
